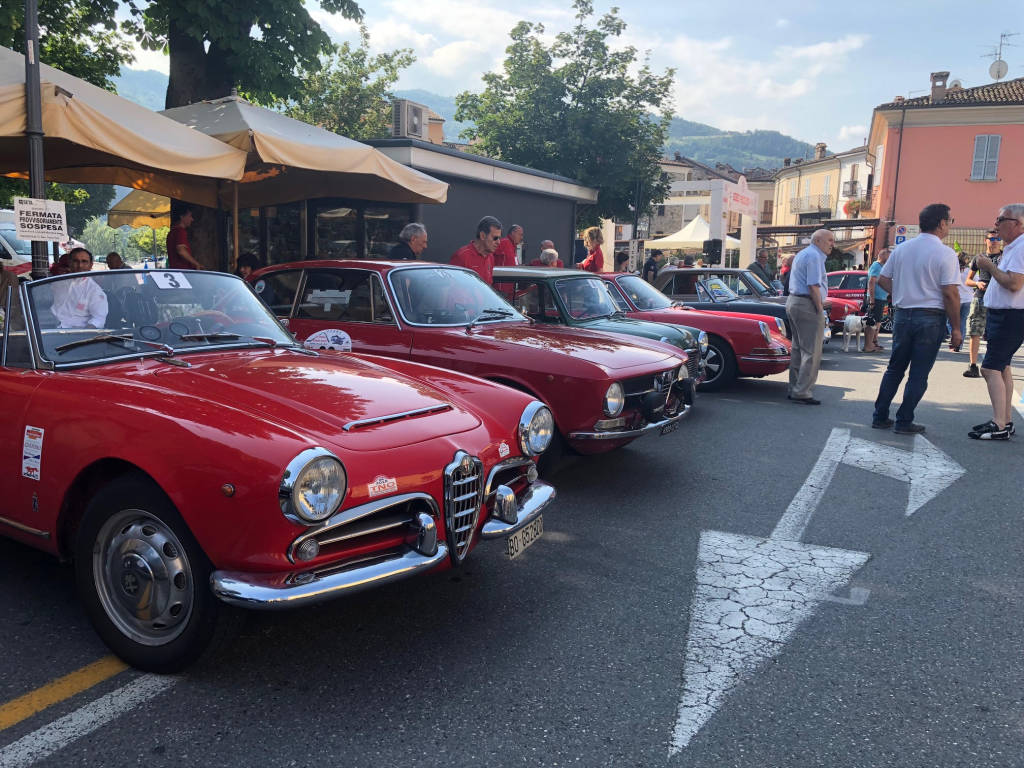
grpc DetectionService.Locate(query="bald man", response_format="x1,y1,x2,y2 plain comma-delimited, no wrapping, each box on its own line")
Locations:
785,229,835,404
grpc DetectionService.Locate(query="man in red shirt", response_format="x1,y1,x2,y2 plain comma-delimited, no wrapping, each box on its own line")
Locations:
166,207,202,270
451,216,502,284
493,224,523,267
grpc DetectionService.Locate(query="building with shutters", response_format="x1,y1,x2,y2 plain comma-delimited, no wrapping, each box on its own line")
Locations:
867,71,1024,255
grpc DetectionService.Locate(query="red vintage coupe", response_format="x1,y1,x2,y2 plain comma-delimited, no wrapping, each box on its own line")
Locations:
599,273,791,390
250,261,693,455
0,270,555,671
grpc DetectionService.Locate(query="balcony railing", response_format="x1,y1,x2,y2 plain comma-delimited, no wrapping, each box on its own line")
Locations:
842,180,861,198
789,194,833,214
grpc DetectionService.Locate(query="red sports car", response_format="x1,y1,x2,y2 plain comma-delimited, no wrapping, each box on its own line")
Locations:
251,260,692,456
599,272,791,390
0,269,555,671
826,270,868,301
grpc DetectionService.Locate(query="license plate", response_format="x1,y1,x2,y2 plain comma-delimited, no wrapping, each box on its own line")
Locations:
506,515,543,559
660,420,680,436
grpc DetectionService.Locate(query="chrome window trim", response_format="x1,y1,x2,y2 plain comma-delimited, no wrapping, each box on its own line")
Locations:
287,491,439,563
343,403,453,432
293,267,401,329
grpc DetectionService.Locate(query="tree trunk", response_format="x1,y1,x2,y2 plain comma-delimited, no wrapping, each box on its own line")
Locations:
165,17,208,109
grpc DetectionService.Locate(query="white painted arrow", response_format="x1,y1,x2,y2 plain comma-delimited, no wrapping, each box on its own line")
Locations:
669,428,965,755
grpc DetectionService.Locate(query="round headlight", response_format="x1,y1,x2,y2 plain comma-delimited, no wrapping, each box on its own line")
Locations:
698,331,709,355
281,448,346,524
518,401,555,456
604,382,625,417
758,321,772,345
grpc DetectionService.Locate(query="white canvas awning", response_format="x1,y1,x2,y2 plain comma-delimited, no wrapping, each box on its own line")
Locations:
644,215,741,250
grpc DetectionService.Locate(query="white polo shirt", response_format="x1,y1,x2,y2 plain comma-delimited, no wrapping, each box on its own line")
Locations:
984,235,1024,309
880,233,960,310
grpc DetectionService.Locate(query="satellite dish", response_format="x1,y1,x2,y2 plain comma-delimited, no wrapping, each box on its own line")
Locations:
949,78,962,89
990,59,1009,80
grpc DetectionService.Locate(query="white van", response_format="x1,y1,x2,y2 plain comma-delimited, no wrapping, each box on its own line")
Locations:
1,209,59,274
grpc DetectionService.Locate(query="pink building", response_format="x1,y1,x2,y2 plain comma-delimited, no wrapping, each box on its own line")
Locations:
867,72,1024,254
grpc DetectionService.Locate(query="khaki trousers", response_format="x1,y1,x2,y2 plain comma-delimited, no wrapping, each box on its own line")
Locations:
786,295,826,399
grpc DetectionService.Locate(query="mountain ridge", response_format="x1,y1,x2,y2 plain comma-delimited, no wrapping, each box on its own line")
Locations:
112,70,813,172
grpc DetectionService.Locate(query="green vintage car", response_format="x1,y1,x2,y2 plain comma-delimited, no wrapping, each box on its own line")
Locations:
493,267,707,404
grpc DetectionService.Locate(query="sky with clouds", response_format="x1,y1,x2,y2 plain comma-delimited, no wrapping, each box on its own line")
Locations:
130,0,1020,152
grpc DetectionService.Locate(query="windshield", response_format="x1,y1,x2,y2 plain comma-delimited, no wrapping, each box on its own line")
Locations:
0,225,32,256
702,278,739,302
388,266,525,326
743,270,777,296
554,277,619,320
616,275,673,310
26,270,295,367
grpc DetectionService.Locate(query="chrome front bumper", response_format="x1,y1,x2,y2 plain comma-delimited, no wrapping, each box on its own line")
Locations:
211,479,557,610
567,403,691,441
480,480,555,539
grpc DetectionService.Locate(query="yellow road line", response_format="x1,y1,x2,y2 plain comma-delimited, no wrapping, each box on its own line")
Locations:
0,656,127,732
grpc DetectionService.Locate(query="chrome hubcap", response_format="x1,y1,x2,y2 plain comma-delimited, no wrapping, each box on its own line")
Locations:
92,510,194,646
704,346,722,381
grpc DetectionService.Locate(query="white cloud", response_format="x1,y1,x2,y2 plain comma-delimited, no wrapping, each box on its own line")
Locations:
838,124,867,143
775,19,790,29
127,42,169,74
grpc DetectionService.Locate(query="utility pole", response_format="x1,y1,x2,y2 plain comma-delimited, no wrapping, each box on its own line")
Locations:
24,0,50,278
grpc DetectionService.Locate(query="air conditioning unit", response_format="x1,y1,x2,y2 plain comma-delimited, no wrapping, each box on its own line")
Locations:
391,99,426,139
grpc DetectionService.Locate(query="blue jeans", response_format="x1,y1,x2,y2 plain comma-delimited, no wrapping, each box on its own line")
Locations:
873,309,946,425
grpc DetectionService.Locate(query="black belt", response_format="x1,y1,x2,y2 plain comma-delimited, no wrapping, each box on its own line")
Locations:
791,293,811,298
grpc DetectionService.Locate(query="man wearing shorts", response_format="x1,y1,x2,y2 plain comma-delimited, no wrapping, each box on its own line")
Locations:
969,204,1024,440
863,248,889,352
963,229,1002,378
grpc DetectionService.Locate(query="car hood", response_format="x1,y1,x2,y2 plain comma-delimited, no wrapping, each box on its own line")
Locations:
147,351,482,451
469,323,679,371
575,316,698,350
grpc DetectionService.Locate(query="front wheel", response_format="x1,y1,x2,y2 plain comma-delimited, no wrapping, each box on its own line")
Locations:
697,337,737,391
74,475,236,672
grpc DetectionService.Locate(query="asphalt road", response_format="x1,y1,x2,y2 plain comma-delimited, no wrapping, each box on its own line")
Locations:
2,342,1023,768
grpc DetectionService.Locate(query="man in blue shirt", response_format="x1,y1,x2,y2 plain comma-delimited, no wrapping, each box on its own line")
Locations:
785,229,834,404
863,248,889,352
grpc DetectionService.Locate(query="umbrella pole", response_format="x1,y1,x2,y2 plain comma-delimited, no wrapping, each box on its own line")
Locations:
24,0,49,279
233,182,239,271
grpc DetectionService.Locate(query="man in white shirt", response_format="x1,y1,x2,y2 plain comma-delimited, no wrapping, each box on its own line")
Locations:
871,203,961,434
51,248,108,329
968,203,1024,440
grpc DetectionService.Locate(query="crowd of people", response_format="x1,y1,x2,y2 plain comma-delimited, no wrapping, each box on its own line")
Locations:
782,201,1024,442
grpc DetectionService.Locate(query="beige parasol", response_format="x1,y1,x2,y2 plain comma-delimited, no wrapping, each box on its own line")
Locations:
161,94,448,209
0,46,247,207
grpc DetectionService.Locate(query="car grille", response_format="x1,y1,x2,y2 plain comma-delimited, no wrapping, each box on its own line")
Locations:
685,354,699,380
444,451,484,564
622,366,681,398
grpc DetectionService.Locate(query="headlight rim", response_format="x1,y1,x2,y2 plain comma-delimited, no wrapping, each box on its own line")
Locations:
758,320,772,346
518,400,555,457
280,447,347,525
604,381,625,417
697,330,709,355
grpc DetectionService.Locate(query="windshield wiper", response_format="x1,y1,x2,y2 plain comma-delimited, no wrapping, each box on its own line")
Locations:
178,332,242,342
467,308,514,331
55,334,174,356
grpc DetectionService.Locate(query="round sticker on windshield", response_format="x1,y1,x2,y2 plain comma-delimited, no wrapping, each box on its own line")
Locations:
303,329,352,352
253,279,266,294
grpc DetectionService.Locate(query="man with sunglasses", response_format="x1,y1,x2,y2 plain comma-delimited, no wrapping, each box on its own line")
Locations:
451,215,502,284
968,205,1024,440
963,229,1003,377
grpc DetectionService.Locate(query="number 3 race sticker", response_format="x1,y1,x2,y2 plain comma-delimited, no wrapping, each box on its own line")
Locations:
150,272,193,289
22,426,44,480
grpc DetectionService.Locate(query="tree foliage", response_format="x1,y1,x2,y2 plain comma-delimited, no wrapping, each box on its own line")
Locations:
455,0,674,226
80,216,163,264
281,29,414,141
122,0,364,108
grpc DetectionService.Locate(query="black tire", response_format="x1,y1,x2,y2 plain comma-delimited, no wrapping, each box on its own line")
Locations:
697,337,737,392
74,474,237,673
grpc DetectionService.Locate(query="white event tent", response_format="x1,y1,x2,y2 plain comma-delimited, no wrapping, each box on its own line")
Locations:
643,215,741,250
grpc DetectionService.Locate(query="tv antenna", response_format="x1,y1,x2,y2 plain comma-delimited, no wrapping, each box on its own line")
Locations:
983,32,1018,80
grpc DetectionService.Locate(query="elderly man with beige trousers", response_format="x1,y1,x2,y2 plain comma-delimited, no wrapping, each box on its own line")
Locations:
785,229,835,405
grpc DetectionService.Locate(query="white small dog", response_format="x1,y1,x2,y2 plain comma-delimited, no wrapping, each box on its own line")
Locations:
842,314,865,352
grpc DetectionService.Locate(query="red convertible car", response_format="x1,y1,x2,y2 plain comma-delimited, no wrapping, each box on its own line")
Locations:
251,261,692,456
0,270,555,671
598,273,791,391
